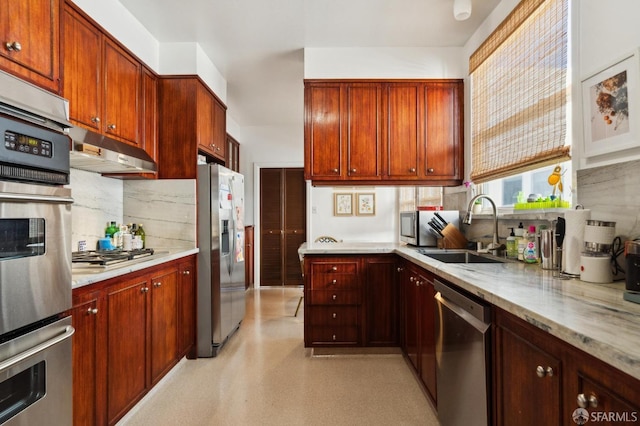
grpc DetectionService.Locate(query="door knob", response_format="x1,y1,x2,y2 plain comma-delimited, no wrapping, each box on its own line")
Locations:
577,393,598,408
536,365,554,377
5,41,22,52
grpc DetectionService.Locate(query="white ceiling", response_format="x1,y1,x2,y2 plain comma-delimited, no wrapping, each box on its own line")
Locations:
119,0,500,127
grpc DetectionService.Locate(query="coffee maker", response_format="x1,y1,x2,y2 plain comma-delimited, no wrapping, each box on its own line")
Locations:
579,220,616,284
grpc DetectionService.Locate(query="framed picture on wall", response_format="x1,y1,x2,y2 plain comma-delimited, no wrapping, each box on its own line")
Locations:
356,193,375,216
333,193,353,216
582,49,640,157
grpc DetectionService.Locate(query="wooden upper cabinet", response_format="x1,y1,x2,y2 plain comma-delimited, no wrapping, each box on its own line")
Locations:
141,67,158,162
345,83,382,180
304,83,342,180
103,38,140,145
422,82,463,182
0,0,60,93
304,79,463,186
62,2,141,147
158,76,227,178
386,83,421,179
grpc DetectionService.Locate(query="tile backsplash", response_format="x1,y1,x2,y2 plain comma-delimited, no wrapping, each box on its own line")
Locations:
68,169,196,251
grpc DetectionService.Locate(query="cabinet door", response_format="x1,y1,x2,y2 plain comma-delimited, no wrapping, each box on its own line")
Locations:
345,84,382,180
71,296,101,426
495,321,563,426
150,268,179,383
0,0,60,92
422,82,463,181
385,83,421,178
196,83,215,156
419,272,437,403
178,258,196,358
364,255,398,346
106,277,149,423
141,67,158,162
62,5,102,131
103,38,140,145
211,97,227,161
402,264,419,371
575,374,640,424
304,84,342,179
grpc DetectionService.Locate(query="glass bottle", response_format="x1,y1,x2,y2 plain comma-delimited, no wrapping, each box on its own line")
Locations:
135,224,146,249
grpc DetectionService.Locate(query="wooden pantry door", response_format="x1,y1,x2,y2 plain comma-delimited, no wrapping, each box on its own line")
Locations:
260,168,306,286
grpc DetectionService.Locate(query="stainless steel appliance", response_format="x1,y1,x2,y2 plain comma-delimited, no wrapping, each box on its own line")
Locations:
197,164,246,357
0,70,75,425
434,279,491,426
399,210,460,246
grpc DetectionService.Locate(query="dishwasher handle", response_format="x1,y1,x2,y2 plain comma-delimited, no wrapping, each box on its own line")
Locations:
434,279,491,325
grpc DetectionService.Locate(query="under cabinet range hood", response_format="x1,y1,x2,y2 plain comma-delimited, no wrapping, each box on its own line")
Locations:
0,70,71,132
68,127,157,174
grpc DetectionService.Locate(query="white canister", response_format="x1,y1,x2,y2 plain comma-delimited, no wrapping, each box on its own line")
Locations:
580,253,612,284
123,233,133,251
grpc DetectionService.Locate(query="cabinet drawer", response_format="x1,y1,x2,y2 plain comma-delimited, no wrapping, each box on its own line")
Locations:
308,326,359,345
309,273,358,290
310,262,358,275
307,306,359,327
307,290,361,305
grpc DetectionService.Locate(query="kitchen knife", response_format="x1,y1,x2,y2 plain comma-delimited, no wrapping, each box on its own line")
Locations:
555,217,565,247
434,212,449,227
428,221,445,237
429,218,444,231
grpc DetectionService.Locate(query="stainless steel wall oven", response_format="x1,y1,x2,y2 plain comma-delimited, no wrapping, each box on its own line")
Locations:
0,70,74,426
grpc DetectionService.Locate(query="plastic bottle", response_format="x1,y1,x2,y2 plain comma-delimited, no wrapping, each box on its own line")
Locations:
524,225,538,263
516,222,525,261
506,228,518,259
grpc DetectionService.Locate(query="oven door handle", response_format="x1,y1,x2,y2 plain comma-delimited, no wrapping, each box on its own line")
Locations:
0,193,74,204
0,325,75,374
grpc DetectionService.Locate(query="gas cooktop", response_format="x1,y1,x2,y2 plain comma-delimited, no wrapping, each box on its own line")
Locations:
72,248,155,267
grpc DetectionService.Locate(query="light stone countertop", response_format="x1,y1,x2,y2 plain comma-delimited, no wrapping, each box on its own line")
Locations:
72,248,199,289
299,241,640,381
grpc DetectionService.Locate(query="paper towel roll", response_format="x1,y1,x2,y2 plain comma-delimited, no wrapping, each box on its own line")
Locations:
562,209,591,275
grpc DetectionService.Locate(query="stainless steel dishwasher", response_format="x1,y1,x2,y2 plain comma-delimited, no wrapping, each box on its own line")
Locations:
434,279,491,426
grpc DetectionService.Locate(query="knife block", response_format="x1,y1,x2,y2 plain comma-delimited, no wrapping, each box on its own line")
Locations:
440,224,468,249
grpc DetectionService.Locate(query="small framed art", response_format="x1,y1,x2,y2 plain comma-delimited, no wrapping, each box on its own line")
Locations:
356,193,375,216
333,193,353,216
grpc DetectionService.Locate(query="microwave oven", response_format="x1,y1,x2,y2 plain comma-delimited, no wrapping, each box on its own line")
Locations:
399,210,460,246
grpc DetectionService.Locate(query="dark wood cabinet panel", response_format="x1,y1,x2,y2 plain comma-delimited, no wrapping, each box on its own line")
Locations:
178,258,197,358
226,134,240,172
364,255,398,346
141,67,158,162
149,268,179,384
345,84,382,180
0,0,60,92
305,84,342,179
386,83,420,178
106,277,149,423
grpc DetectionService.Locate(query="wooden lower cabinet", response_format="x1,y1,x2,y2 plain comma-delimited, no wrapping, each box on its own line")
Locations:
494,307,640,426
400,260,437,404
71,255,196,426
303,254,398,347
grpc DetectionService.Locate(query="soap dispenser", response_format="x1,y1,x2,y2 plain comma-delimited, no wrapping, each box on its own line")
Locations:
506,228,517,259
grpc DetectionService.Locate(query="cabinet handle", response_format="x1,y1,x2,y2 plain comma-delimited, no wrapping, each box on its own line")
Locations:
154,282,162,287
141,287,149,293
409,168,416,173
107,123,116,131
87,307,98,315
331,279,337,285
332,294,337,300
577,393,598,409
332,334,336,341
427,168,434,173
5,41,22,52
91,116,101,124
409,276,415,282
183,270,190,275
397,267,404,272
416,280,421,287
331,266,338,271
535,365,554,377
332,312,337,319
350,168,357,173
332,168,339,173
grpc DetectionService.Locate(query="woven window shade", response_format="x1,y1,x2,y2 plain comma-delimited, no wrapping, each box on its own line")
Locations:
469,0,569,183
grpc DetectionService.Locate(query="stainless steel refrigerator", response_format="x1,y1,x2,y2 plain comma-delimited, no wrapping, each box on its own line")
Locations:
197,164,246,357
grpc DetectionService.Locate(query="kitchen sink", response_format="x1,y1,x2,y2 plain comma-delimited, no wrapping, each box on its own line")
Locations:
418,250,506,264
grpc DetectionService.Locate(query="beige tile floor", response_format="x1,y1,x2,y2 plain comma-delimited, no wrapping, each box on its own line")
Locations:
117,287,439,426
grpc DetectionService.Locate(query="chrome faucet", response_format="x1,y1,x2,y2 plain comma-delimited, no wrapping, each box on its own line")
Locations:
464,194,505,255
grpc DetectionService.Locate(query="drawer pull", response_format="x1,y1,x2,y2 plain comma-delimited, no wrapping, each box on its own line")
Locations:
87,308,98,315
331,266,338,271
577,393,598,408
332,294,337,301
536,365,554,378
332,334,336,341
332,312,337,319
6,41,22,52
331,279,337,285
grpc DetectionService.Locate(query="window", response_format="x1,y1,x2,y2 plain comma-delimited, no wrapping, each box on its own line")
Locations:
469,0,570,184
